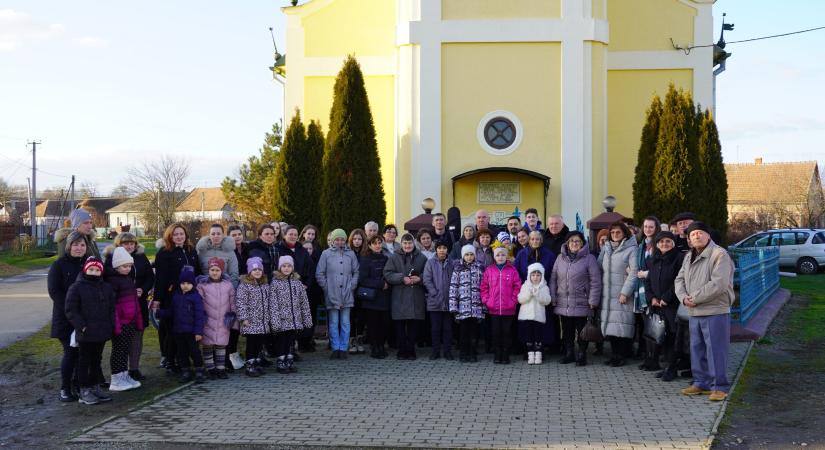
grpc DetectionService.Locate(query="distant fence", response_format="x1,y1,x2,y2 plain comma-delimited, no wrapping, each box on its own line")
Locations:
729,247,780,324
0,224,53,251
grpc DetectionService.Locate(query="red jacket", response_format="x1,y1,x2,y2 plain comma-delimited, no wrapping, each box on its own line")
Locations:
481,263,521,316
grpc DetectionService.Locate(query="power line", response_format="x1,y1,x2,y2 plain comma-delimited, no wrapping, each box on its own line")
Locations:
672,25,825,54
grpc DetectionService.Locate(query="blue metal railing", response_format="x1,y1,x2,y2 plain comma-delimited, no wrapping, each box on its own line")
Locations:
729,247,780,324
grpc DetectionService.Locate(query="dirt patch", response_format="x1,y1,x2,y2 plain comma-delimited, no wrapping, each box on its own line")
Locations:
0,261,25,277
713,291,825,449
0,328,180,449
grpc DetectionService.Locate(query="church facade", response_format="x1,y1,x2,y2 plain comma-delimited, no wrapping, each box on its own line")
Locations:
279,0,715,225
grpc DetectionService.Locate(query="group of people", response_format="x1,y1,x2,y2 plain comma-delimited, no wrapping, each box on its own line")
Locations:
48,205,735,406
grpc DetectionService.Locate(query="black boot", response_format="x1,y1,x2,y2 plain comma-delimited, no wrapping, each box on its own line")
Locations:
245,360,260,377
276,358,289,374
178,369,194,384
559,342,575,364
286,355,298,373
575,342,589,366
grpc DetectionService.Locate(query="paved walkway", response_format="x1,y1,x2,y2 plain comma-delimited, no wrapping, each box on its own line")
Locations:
0,269,51,348
74,342,748,449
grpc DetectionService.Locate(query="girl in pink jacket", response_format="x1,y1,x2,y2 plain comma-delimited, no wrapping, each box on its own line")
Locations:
481,247,522,364
197,257,236,379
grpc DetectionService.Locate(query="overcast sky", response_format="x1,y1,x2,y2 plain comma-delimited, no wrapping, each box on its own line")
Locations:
1,0,823,196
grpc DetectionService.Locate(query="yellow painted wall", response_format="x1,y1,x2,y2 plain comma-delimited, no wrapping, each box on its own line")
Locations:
454,172,546,222
607,69,693,214
303,74,397,222
301,0,396,57
442,0,560,20
607,0,696,51
590,42,607,214
441,42,562,215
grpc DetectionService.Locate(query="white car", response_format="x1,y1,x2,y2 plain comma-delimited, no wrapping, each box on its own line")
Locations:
731,228,825,275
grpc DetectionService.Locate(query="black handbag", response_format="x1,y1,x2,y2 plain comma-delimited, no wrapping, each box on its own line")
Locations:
643,310,666,344
579,314,604,343
355,286,377,301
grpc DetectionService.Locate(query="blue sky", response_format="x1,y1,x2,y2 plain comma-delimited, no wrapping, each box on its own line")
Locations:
0,0,823,196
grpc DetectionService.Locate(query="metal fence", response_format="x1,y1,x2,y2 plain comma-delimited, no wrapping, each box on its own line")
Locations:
729,247,780,324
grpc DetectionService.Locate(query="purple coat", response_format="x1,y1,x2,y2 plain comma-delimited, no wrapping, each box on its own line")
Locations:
550,244,602,317
514,246,556,283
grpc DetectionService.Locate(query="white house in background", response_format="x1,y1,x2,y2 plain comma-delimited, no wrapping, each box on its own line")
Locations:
106,198,147,230
173,187,234,222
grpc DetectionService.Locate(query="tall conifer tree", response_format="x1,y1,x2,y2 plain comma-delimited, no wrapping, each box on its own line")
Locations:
273,110,311,225
304,120,325,227
632,95,663,224
321,55,387,234
697,109,728,241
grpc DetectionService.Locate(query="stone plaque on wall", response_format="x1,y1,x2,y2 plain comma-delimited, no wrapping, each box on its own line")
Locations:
477,181,520,204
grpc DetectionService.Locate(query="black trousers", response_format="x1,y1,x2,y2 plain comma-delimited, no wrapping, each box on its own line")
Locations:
274,330,296,358
458,319,479,356
244,334,266,361
110,324,136,374
77,341,106,388
364,309,390,349
58,337,79,391
560,316,587,349
159,310,177,363
490,315,514,353
227,328,240,355
429,311,453,353
520,320,544,350
609,336,634,359
174,333,203,369
394,320,418,356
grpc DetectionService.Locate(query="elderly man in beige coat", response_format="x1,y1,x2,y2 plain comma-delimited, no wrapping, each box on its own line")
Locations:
675,221,735,402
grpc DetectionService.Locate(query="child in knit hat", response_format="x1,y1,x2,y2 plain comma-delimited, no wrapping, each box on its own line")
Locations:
270,255,313,373
107,247,144,391
448,244,485,362
235,257,271,377
491,231,515,262
517,262,552,365
162,266,206,384
481,246,522,364
196,257,236,379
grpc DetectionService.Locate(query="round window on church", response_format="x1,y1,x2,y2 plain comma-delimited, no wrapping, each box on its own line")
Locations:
484,117,516,150
477,110,523,156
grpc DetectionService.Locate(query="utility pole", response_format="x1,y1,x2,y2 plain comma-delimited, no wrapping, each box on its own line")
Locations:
28,140,40,243
70,175,76,211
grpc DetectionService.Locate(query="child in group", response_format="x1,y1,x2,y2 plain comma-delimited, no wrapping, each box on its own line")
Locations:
65,257,116,405
491,232,515,261
517,263,552,365
107,247,144,391
481,247,522,364
235,257,271,377
270,255,313,373
197,257,236,379
423,242,454,360
165,267,207,384
448,244,485,363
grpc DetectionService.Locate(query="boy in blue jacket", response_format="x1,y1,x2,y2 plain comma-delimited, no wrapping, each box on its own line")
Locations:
161,266,206,383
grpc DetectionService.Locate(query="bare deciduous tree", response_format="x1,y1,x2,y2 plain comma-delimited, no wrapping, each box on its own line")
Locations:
123,155,190,236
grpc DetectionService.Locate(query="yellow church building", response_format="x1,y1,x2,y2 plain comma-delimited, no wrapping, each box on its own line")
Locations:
278,0,716,226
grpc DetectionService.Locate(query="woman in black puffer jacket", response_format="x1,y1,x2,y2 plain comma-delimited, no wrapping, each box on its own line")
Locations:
644,231,684,382
47,231,88,402
358,235,391,358
152,223,201,371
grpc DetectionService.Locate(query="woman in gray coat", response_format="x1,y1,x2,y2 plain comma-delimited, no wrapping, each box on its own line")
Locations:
598,222,639,367
384,233,427,360
316,229,359,359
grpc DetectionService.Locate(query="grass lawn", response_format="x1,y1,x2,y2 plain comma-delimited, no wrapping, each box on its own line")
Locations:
0,250,58,277
713,274,825,448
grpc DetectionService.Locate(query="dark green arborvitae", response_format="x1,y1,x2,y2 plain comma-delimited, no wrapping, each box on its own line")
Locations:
273,110,310,226
651,84,701,224
697,109,728,243
321,55,387,234
304,120,325,228
632,95,663,224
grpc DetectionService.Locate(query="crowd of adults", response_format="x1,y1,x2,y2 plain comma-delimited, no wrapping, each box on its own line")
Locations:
48,204,735,404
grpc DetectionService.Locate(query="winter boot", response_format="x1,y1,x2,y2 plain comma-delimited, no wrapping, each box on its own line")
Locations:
178,369,194,384
109,372,133,392
443,350,454,360
286,355,298,373
216,369,228,379
78,388,99,405
576,342,589,366
527,352,535,365
429,350,441,361
59,388,78,402
194,368,206,384
128,369,146,382
124,372,142,389
559,343,575,364
92,384,112,402
276,357,289,374
534,351,543,365
245,360,261,377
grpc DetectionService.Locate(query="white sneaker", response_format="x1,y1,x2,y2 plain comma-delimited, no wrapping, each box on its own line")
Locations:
124,373,141,389
534,352,543,365
527,352,535,365
109,372,134,392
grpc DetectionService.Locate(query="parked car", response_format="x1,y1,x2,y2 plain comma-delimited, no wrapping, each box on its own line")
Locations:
730,228,825,275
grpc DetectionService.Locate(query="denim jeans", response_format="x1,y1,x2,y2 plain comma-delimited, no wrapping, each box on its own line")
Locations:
327,307,351,351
